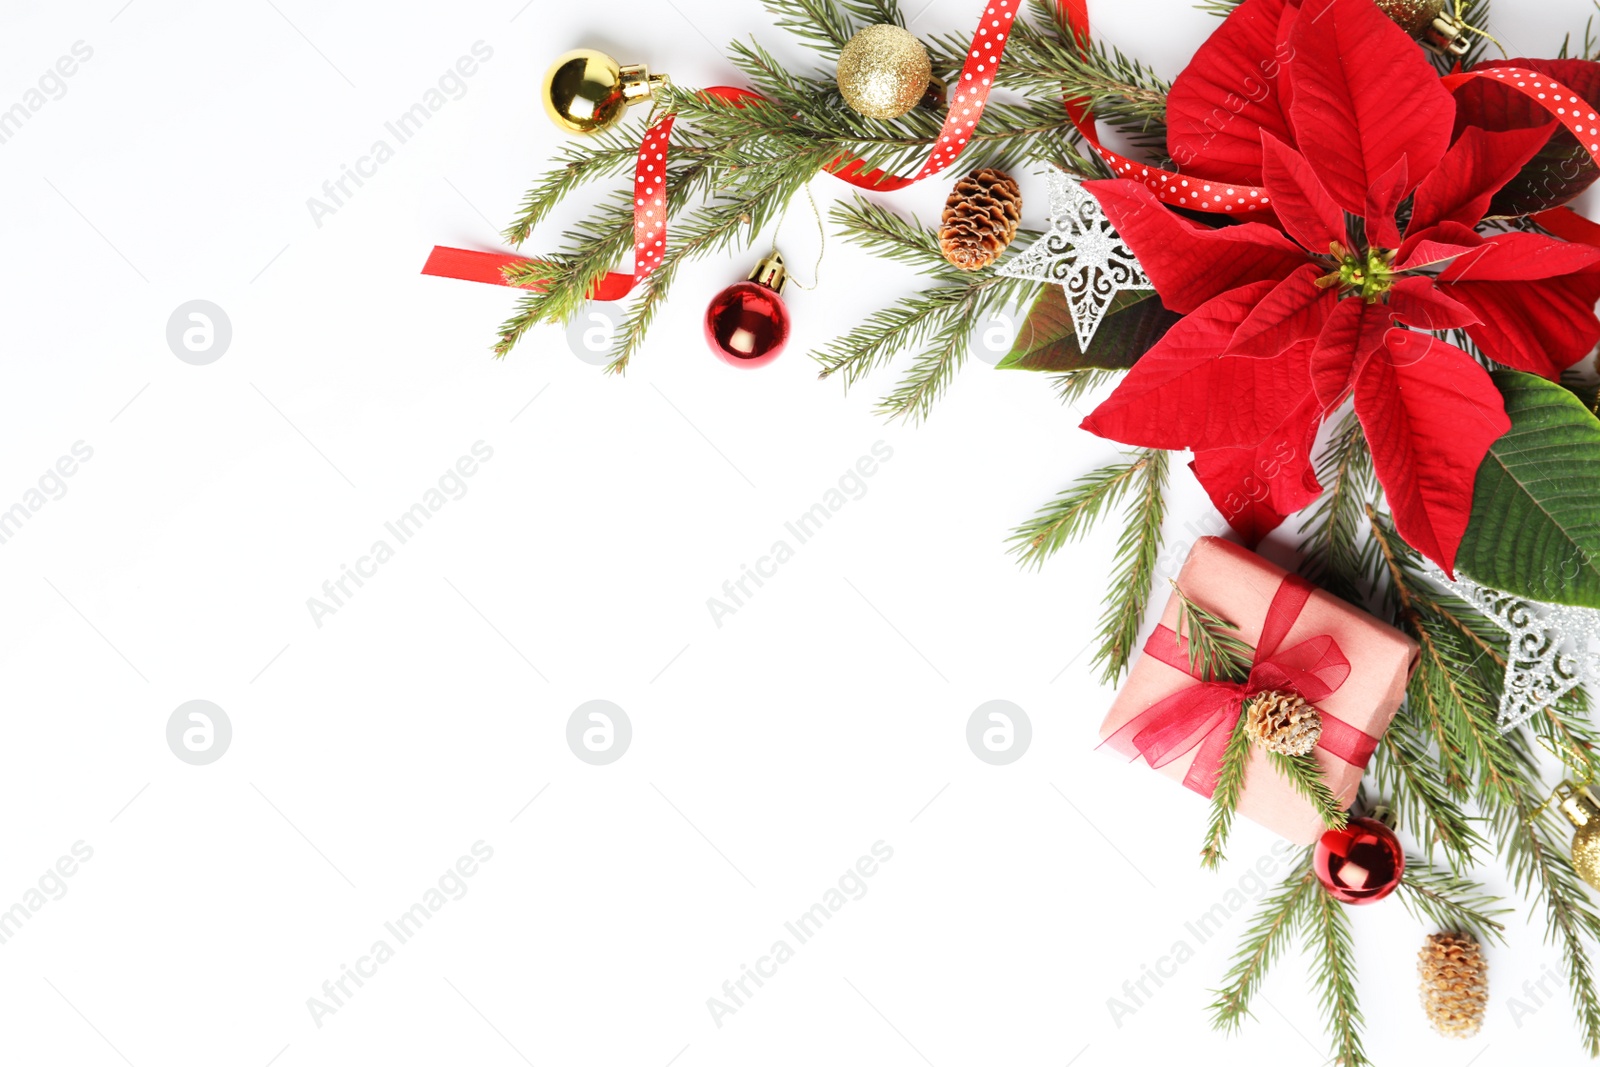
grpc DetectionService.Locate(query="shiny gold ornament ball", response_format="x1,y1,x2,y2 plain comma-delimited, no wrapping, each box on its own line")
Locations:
1373,0,1447,36
836,24,932,120
542,49,659,136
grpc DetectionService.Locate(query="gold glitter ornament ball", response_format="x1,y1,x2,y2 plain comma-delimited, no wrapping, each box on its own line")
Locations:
836,24,932,120
1556,782,1600,893
1374,0,1446,35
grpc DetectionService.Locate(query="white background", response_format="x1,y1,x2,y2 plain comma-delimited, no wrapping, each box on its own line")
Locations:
0,1,1595,1065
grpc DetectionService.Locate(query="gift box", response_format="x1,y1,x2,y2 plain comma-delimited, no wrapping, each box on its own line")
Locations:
1098,537,1420,845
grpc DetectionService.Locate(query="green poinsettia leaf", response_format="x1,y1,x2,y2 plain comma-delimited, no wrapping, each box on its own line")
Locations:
995,284,1180,372
1455,371,1600,607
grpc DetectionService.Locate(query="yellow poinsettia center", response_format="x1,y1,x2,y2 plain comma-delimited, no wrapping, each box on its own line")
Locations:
1316,242,1397,303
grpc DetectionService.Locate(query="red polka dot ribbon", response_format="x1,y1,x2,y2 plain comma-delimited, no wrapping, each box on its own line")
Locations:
1442,67,1600,157
1440,67,1600,251
1057,1,1272,214
631,114,673,277
1436,67,1600,248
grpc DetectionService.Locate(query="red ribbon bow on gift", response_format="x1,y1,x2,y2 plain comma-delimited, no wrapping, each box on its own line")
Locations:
1103,574,1378,798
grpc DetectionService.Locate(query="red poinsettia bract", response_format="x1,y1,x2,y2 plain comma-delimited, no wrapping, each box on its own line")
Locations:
1079,0,1600,572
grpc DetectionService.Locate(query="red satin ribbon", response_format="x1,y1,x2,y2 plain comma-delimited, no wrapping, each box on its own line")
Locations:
1102,574,1368,799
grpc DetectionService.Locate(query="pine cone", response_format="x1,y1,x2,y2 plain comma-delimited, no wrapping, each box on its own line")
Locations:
939,168,1022,271
1245,690,1323,757
1419,932,1489,1038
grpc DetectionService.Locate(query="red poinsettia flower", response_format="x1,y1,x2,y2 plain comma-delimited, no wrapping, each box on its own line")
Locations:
1078,0,1600,572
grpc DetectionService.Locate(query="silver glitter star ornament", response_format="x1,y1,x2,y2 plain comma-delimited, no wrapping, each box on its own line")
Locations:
1424,563,1600,732
997,169,1154,349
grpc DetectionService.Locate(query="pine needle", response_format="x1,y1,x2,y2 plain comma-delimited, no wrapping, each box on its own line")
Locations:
1200,712,1252,870
1170,583,1253,684
816,197,1043,409
1209,852,1316,1029
764,0,857,58
1007,451,1155,570
1395,857,1510,946
1091,449,1169,683
1302,886,1369,1067
1268,751,1349,833
1050,369,1119,407
1372,720,1484,870
1298,408,1380,606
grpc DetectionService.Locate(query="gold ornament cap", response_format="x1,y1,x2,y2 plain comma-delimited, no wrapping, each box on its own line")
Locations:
1555,781,1600,892
836,24,934,120
1373,0,1473,56
542,49,664,135
1426,12,1473,56
747,250,788,294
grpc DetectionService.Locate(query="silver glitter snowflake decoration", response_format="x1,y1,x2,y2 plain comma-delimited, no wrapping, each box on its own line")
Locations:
1424,563,1600,732
997,169,1153,349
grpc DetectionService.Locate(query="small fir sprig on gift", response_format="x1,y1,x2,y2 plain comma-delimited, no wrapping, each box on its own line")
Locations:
1169,584,1347,867
1200,717,1252,870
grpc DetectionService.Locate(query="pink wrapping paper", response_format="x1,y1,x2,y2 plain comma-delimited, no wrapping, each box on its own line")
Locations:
1098,537,1420,845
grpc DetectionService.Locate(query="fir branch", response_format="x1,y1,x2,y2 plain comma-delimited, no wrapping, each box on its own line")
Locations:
1171,583,1253,684
1368,508,1480,797
764,0,857,58
1395,857,1510,946
839,0,903,27
1265,751,1348,832
825,194,951,276
1200,711,1253,870
1298,409,1380,606
1092,448,1170,683
1301,886,1369,1067
1490,784,1600,1054
1209,852,1317,1030
1533,686,1600,785
817,197,1049,409
1050,368,1120,407
814,285,976,390
1367,504,1600,1053
931,2,1172,150
1372,720,1484,870
494,0,1106,363
877,331,978,422
1007,451,1157,570
820,256,1041,421
502,129,658,248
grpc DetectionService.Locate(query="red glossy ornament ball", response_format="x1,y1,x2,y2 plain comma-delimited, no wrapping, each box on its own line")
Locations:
1314,817,1406,904
705,252,791,369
